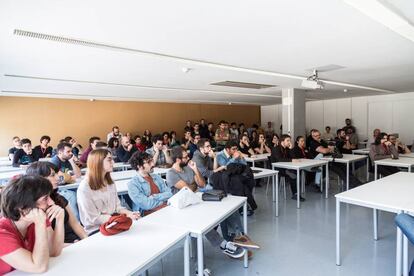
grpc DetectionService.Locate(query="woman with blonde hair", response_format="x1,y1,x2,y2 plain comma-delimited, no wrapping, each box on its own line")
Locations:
77,149,140,235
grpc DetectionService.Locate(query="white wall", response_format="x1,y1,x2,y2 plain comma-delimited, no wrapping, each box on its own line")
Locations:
260,104,282,135
262,91,414,145
304,92,414,144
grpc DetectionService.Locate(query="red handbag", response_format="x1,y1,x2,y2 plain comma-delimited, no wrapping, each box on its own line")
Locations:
100,214,133,236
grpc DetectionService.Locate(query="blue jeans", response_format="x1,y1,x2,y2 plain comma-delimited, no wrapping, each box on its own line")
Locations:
395,213,414,276
58,189,79,221
220,211,244,241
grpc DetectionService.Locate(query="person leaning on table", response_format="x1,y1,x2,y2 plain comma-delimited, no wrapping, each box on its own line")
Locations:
369,132,400,177
0,175,65,274
26,162,88,244
77,149,140,235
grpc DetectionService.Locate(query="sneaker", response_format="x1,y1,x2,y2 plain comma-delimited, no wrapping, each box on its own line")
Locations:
311,184,322,193
221,242,246,259
291,194,306,202
233,235,260,249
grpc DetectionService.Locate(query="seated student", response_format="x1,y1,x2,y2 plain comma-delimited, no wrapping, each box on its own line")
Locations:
12,138,36,168
107,126,122,142
125,132,135,145
238,134,255,157
80,136,100,164
116,136,137,163
50,142,82,219
335,129,353,154
309,129,362,188
345,127,358,150
199,119,209,139
77,149,140,235
166,147,252,259
216,140,247,167
192,123,201,137
108,137,119,160
181,130,193,150
215,120,230,151
188,133,200,159
369,132,400,177
389,134,411,154
369,128,381,145
162,132,171,148
26,162,88,244
63,136,82,158
250,130,258,146
207,122,216,142
8,136,21,161
252,133,271,154
33,135,53,160
270,133,279,148
290,136,311,159
0,175,64,274
184,120,193,133
145,134,173,167
191,138,226,182
270,134,304,201
343,118,356,135
95,141,108,149
127,151,172,215
321,126,335,141
167,146,206,194
169,131,180,147
142,129,152,148
229,122,239,140
134,135,146,152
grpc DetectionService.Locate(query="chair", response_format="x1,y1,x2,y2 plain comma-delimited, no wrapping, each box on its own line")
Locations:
395,213,414,276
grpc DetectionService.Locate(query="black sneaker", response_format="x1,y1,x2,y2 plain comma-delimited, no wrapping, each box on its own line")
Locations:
311,184,322,193
291,194,306,202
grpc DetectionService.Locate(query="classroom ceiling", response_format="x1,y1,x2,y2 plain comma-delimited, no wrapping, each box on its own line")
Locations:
0,0,414,105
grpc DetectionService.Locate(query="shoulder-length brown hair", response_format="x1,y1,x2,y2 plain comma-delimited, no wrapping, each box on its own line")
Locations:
87,149,114,190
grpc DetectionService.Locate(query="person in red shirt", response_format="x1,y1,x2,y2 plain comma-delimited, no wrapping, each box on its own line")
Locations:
0,176,65,274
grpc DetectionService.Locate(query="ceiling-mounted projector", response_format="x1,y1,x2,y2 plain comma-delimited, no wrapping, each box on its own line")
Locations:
301,70,324,90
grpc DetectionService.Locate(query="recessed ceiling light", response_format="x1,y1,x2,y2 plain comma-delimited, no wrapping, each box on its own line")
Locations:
344,89,348,93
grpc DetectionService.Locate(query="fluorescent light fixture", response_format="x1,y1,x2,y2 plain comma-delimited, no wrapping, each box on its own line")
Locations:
344,0,414,43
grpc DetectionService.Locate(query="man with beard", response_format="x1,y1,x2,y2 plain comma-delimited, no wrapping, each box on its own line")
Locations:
50,142,82,219
166,146,205,194
127,151,172,216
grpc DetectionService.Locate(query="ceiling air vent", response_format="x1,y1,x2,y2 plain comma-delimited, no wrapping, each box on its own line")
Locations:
211,81,276,89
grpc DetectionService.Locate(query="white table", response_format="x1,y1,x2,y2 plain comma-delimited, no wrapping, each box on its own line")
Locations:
245,153,270,167
400,152,414,158
0,170,25,183
352,148,370,155
335,172,414,276
0,166,23,173
251,168,279,216
272,159,329,208
8,220,190,276
0,160,12,167
374,158,414,180
0,156,9,161
321,154,368,189
142,195,248,276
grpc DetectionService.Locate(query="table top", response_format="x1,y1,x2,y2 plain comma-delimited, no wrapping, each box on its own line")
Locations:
7,221,189,276
141,195,246,235
0,156,9,161
374,158,414,167
335,172,414,213
251,167,278,179
0,166,23,173
400,152,414,158
352,148,370,155
245,153,270,163
321,153,367,163
0,160,12,166
272,159,328,170
0,170,25,182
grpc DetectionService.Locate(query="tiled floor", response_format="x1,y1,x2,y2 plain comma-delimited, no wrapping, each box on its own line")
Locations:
144,175,413,276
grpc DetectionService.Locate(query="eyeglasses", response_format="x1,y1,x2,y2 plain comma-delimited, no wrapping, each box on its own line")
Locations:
204,145,212,148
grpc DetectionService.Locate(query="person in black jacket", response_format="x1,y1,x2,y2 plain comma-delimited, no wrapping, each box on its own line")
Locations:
12,138,36,168
116,136,137,162
33,135,53,160
291,136,311,159
270,134,305,201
